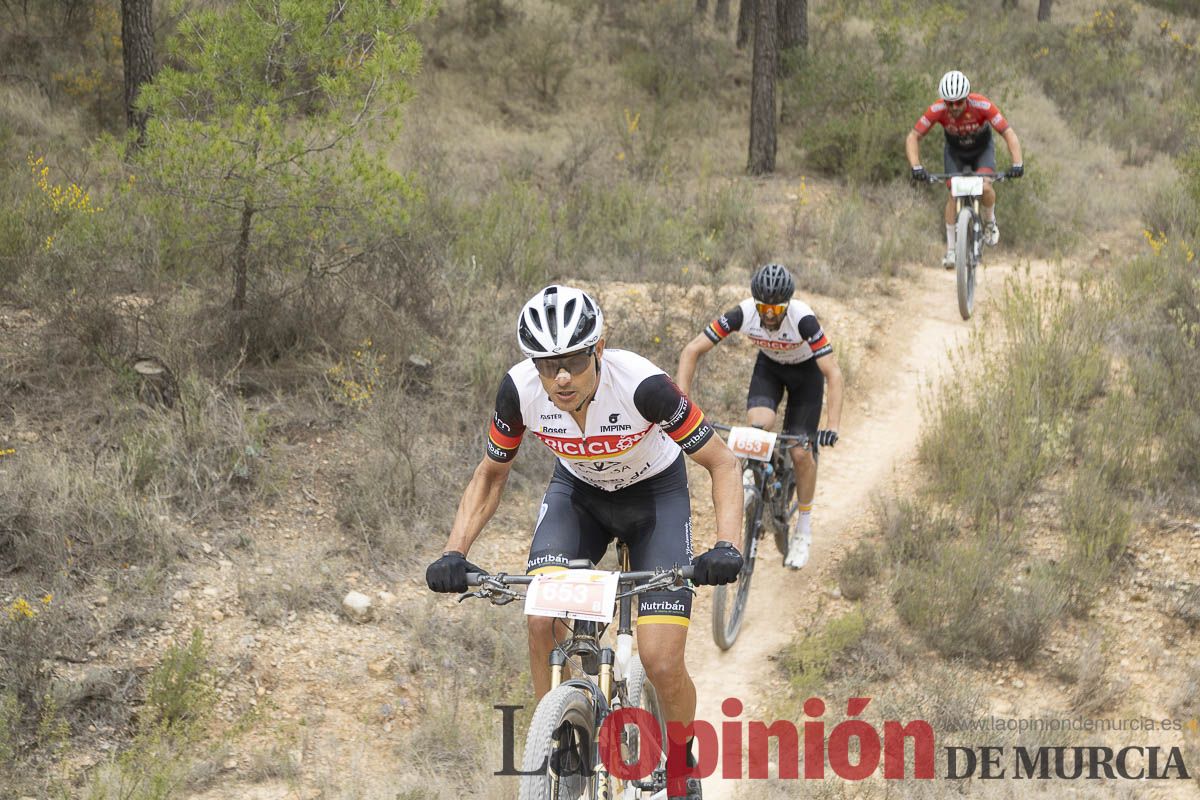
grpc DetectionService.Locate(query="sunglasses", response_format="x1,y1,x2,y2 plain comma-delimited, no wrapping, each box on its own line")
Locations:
755,302,788,316
533,347,595,379
946,98,967,107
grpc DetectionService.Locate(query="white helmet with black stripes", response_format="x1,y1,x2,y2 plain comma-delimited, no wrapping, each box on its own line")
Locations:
516,285,604,358
938,70,970,102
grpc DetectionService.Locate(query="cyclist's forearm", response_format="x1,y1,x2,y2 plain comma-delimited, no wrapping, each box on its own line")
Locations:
675,336,711,396
444,462,510,554
1003,128,1022,165
905,131,922,166
825,368,845,431
709,457,743,542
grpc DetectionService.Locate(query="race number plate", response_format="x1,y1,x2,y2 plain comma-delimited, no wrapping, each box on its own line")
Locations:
525,570,620,623
726,426,777,462
950,176,985,198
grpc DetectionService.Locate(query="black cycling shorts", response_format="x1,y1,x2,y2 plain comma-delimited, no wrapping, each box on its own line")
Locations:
944,134,997,175
526,454,693,627
747,353,824,442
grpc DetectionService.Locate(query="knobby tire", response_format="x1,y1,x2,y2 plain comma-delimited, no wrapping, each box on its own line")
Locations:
519,685,608,800
955,207,976,320
711,485,762,650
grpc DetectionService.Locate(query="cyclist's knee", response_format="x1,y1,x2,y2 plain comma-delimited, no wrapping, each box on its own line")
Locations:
792,446,816,472
527,615,557,644
639,647,688,689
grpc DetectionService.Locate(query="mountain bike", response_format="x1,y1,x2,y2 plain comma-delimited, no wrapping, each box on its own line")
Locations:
920,170,1015,321
459,544,699,800
709,424,810,650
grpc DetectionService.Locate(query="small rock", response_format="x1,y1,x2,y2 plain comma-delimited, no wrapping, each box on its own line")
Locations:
201,542,213,554
222,757,238,771
172,589,192,603
16,430,40,443
203,586,220,598
342,591,373,623
1011,679,1025,689
256,565,275,576
368,655,395,678
378,591,397,606
827,587,842,600
94,595,108,607
239,635,258,649
211,610,224,622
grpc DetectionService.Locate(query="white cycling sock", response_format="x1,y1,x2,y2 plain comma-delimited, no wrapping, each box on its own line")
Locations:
945,224,956,249
983,205,995,223
796,503,813,536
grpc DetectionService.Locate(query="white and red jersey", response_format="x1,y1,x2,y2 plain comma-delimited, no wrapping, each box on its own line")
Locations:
703,298,833,366
485,349,714,491
913,93,1010,153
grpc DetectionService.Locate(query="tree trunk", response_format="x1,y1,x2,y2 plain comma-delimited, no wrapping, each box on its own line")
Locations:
121,0,155,148
233,201,254,314
747,0,777,175
1037,0,1052,21
697,0,708,16
736,0,754,50
778,0,806,55
715,0,731,29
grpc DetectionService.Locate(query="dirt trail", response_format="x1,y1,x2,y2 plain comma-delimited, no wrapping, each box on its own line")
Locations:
689,260,996,799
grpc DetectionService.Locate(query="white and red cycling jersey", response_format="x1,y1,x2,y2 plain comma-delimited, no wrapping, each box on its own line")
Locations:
485,349,714,492
703,298,833,366
913,93,1010,154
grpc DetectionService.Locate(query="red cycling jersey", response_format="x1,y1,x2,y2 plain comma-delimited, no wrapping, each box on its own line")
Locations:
913,93,1009,153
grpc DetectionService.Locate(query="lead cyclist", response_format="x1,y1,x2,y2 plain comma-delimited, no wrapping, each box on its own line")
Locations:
905,69,1025,268
425,285,745,800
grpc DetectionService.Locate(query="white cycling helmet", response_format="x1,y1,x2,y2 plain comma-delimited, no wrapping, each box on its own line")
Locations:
938,70,971,102
516,285,604,358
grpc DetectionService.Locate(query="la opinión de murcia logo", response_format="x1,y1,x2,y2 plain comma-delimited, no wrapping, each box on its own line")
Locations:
492,697,1194,790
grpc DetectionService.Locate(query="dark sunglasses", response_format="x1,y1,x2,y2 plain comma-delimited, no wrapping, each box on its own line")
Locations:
533,347,595,379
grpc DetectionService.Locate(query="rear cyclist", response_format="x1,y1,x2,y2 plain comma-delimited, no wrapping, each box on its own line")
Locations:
676,263,844,570
426,285,744,800
905,69,1024,268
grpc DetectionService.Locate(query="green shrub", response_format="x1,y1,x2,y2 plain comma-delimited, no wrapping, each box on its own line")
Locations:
145,630,213,730
117,374,276,517
782,28,929,183
782,610,867,697
920,281,1108,518
837,541,881,601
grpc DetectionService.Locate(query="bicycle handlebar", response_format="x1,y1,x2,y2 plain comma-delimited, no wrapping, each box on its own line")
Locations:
920,170,1016,183
465,564,696,587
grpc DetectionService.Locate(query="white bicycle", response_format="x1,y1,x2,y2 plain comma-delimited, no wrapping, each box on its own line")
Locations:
921,170,1016,320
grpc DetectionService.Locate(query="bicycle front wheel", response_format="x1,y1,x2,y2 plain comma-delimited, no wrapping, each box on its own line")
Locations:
519,685,608,800
955,207,977,320
616,654,666,793
711,488,763,650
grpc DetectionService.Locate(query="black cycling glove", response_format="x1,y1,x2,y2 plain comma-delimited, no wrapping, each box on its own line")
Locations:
426,551,475,593
692,541,744,586
1009,164,1024,178
816,429,839,447
911,165,929,183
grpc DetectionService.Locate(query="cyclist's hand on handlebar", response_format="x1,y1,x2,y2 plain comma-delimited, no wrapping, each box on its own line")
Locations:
692,541,744,586
911,165,929,183
426,551,474,593
1009,164,1024,179
816,429,839,447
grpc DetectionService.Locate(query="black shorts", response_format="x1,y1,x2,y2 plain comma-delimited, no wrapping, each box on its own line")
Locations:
747,353,824,441
944,135,997,174
526,454,693,626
